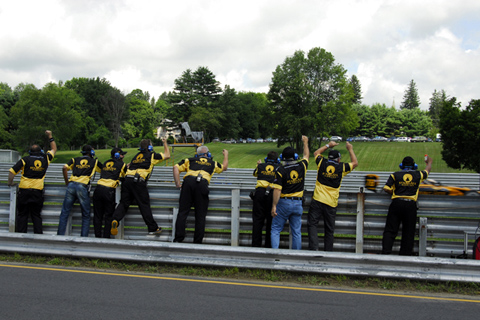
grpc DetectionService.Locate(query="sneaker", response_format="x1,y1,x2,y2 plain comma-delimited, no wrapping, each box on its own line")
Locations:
148,227,162,235
111,220,118,236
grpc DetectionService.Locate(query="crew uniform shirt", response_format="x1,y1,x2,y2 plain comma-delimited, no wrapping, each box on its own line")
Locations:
66,156,101,185
176,157,223,183
384,169,428,201
253,162,279,189
126,151,165,180
271,158,309,198
312,155,353,208
96,159,127,188
9,151,54,190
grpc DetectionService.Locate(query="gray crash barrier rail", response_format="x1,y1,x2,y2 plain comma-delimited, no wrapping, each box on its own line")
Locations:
0,233,480,283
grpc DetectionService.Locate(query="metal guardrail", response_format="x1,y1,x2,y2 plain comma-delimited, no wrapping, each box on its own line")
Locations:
1,181,480,258
1,233,480,283
2,163,480,192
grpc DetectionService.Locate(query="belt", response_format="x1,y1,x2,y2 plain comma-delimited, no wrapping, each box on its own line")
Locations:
282,197,302,200
125,175,146,182
395,197,415,202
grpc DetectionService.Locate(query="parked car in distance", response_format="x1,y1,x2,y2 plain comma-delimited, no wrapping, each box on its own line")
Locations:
255,138,264,143
396,137,410,142
419,179,480,196
330,136,342,142
372,136,388,142
387,136,397,142
411,136,428,143
212,138,220,143
356,136,370,142
246,138,254,143
222,139,236,144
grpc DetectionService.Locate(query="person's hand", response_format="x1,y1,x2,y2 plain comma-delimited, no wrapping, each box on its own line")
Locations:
162,137,168,145
329,141,339,148
257,159,262,165
302,135,308,143
45,130,52,138
7,182,16,187
271,206,277,217
346,142,352,150
223,149,228,156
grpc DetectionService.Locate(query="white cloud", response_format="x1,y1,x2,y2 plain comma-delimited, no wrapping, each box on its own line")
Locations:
1,0,479,110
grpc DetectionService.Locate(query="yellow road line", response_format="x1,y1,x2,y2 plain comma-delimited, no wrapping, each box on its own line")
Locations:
1,263,479,303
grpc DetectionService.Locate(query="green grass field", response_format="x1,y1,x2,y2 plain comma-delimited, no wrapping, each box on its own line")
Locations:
50,141,474,173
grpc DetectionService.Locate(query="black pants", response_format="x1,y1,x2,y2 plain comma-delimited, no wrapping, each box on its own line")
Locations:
16,188,44,234
382,199,418,255
93,185,116,238
174,177,209,243
307,199,337,251
112,178,159,232
251,188,273,248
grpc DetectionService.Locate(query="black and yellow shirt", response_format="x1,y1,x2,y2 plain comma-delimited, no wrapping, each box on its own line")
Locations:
271,158,309,198
312,155,353,208
384,169,428,201
126,151,165,180
9,151,54,190
97,159,127,188
253,162,280,188
66,156,101,185
176,156,223,184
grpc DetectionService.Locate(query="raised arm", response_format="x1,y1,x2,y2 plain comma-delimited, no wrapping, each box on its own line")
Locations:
222,149,229,172
425,155,433,174
302,135,309,160
162,138,170,160
346,142,358,169
45,130,57,155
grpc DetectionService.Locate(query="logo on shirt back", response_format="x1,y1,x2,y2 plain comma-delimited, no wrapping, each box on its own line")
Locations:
399,173,416,187
76,159,91,169
288,170,303,184
103,161,116,171
196,157,212,166
261,165,276,176
29,160,45,171
133,154,145,164
322,165,339,179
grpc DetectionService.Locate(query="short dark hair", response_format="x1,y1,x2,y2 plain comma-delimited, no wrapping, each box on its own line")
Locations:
139,139,151,151
266,151,278,161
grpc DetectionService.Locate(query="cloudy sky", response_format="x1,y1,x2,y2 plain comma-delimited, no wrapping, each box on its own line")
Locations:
1,0,479,110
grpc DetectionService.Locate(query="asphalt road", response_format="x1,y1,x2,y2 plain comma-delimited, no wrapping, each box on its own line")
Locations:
1,263,479,320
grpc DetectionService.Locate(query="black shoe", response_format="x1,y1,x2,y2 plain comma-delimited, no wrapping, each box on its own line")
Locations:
148,227,162,235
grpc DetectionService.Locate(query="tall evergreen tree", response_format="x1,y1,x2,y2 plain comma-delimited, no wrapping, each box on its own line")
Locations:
429,89,447,128
168,67,222,123
400,79,420,109
349,75,362,104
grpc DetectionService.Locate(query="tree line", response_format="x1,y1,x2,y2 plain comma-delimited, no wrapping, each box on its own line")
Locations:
0,47,478,171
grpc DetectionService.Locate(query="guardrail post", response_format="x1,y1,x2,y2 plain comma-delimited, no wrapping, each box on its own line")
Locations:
356,190,365,254
172,207,178,242
231,189,240,246
9,185,17,233
418,217,427,256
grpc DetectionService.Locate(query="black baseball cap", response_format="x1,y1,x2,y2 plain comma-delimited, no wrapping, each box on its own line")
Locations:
111,147,127,158
328,150,341,160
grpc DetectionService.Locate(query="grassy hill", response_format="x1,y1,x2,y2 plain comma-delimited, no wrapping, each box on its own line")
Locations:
50,141,475,173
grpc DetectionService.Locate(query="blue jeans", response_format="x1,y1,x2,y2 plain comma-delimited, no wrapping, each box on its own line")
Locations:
271,198,303,249
57,182,91,237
